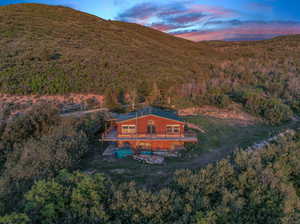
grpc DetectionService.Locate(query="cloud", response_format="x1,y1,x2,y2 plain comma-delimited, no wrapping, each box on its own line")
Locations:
116,2,158,24
116,1,300,41
204,19,243,27
164,12,206,24
151,23,185,32
175,21,300,41
189,4,238,18
116,2,237,32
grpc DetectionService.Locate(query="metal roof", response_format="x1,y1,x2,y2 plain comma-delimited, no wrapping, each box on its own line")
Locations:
114,107,183,122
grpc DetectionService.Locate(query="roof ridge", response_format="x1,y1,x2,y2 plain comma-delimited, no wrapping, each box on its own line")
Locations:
115,106,182,122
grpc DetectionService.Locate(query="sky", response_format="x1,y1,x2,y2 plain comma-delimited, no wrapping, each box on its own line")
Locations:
1,0,300,41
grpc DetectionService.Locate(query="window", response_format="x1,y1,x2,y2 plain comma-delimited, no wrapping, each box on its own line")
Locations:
166,125,180,134
121,125,136,134
147,120,156,134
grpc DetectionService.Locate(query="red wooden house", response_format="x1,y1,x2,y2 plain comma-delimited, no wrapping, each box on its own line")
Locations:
102,107,198,151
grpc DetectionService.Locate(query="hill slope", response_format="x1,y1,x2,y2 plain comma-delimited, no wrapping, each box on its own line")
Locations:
0,4,299,118
0,3,220,95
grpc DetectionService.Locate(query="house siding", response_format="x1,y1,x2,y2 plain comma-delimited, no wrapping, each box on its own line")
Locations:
102,111,198,151
116,114,184,137
114,115,186,150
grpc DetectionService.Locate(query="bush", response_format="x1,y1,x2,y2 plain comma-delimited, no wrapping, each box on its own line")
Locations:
195,91,231,109
205,90,232,108
0,104,60,174
263,99,294,125
24,171,111,224
291,100,300,114
1,103,59,145
211,94,231,108
4,125,88,181
233,89,293,124
0,213,30,224
0,103,105,214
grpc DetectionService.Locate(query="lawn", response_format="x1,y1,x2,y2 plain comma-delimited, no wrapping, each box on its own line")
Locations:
182,115,277,156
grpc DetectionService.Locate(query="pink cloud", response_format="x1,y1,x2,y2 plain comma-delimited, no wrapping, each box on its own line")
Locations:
158,9,185,17
151,23,183,32
189,5,238,18
175,22,300,41
171,13,205,24
118,2,238,29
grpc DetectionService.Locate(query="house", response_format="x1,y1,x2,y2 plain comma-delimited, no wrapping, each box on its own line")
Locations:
102,107,198,151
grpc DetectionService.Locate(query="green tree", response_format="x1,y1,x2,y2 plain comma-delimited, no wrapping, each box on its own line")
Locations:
0,213,30,224
24,180,65,224
24,171,111,224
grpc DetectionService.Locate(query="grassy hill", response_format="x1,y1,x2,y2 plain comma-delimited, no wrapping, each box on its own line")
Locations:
0,3,221,95
0,4,299,121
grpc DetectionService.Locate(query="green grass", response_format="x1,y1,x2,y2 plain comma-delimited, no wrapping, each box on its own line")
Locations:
184,116,271,151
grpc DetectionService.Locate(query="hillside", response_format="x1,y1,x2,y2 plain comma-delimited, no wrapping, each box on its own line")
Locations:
0,4,299,122
0,3,220,95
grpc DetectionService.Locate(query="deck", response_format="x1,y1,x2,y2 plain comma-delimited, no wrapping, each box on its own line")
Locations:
102,129,198,142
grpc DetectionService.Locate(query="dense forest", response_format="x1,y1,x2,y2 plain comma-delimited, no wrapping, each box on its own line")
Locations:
0,4,299,124
0,105,299,224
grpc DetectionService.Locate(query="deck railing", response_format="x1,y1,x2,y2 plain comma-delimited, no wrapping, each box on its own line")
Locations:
102,128,197,139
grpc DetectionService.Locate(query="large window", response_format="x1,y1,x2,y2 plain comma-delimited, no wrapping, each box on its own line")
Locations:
166,125,180,134
121,125,136,134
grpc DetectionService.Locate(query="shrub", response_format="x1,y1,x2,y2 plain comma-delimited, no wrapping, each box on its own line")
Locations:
3,119,89,183
1,103,59,144
263,99,294,125
0,103,103,213
198,90,232,109
24,171,111,224
211,94,231,108
0,213,30,224
233,89,293,124
290,100,300,114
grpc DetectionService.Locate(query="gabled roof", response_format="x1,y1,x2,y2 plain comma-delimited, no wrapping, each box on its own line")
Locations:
114,107,183,123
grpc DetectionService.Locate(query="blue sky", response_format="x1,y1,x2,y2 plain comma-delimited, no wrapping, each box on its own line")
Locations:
1,0,300,41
